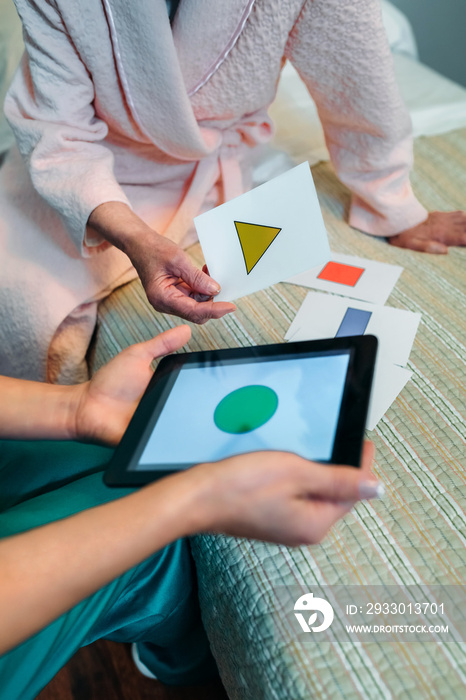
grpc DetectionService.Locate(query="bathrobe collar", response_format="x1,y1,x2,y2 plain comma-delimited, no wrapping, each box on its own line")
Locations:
102,0,256,159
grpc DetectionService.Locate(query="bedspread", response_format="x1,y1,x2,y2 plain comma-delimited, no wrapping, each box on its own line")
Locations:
91,128,466,699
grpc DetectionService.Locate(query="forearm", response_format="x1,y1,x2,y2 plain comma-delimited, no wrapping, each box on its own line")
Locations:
0,446,380,654
286,0,427,236
0,376,80,440
0,467,209,655
87,201,157,254
6,1,131,252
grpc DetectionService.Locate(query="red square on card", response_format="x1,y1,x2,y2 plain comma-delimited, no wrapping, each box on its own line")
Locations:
317,261,365,287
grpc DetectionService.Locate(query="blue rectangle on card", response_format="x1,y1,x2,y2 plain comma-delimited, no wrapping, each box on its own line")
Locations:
335,308,372,338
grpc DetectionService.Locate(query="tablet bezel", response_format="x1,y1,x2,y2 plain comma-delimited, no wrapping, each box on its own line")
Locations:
104,335,377,487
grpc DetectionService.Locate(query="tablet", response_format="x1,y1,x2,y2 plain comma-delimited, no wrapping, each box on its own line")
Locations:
104,335,377,487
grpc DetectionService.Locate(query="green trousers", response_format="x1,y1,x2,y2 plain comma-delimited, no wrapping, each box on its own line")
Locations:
0,440,217,700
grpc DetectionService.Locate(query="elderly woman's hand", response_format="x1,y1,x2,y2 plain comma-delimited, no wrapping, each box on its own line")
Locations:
127,228,237,323
87,202,236,323
388,210,466,253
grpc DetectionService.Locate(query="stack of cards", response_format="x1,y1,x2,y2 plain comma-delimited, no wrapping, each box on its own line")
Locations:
284,255,420,430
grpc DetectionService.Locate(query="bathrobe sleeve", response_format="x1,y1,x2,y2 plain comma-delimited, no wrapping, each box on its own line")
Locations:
4,0,131,255
285,0,428,237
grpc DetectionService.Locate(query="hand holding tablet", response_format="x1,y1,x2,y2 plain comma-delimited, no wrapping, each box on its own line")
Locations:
105,335,377,486
171,441,381,547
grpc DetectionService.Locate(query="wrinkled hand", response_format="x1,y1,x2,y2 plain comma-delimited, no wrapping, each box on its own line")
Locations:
192,442,380,546
129,231,236,323
388,211,466,254
87,202,236,324
73,326,191,445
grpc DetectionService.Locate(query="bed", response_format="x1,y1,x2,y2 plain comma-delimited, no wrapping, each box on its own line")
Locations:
2,1,466,697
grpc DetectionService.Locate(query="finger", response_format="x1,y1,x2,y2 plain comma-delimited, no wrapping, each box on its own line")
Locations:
169,281,212,303
301,459,383,503
161,295,236,324
360,440,375,472
173,254,221,297
290,500,355,545
192,293,214,303
428,210,466,247
190,301,237,324
127,325,192,361
438,218,466,246
423,240,449,254
444,231,466,247
174,281,230,305
388,235,448,254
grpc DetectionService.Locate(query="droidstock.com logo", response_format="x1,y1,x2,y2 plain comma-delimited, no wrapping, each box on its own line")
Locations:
294,593,334,633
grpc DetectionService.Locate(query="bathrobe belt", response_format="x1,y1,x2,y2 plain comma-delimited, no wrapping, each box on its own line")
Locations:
162,108,274,244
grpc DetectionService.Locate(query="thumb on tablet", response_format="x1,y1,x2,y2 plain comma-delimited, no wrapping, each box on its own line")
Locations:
307,442,383,503
133,325,192,361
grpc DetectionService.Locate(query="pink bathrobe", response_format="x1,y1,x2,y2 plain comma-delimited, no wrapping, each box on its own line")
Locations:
1,0,427,380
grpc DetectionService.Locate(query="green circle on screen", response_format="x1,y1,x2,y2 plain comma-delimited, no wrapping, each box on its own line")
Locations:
214,385,278,434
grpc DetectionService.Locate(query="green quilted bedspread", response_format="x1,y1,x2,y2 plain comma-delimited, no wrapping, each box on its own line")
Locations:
91,129,466,699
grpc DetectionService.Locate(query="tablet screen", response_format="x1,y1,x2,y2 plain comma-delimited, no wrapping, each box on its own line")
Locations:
134,350,350,470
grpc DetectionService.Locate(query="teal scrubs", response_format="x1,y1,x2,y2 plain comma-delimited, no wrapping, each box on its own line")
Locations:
0,440,217,699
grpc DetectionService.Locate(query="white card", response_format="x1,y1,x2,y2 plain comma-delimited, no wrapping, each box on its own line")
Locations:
366,363,412,431
285,252,403,305
194,162,331,302
286,292,420,430
285,292,421,368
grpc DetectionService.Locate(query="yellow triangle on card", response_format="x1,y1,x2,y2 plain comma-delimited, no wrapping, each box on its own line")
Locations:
234,221,282,275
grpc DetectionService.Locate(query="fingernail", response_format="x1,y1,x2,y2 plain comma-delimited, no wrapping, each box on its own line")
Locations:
359,480,385,500
207,283,220,295
429,243,447,254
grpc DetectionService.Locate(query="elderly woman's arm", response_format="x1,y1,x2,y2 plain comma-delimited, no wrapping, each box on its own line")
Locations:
5,0,235,323
285,0,466,252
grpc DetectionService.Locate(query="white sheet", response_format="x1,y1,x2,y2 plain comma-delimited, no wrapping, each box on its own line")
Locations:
0,0,24,155
393,53,466,137
270,55,466,166
381,0,418,59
